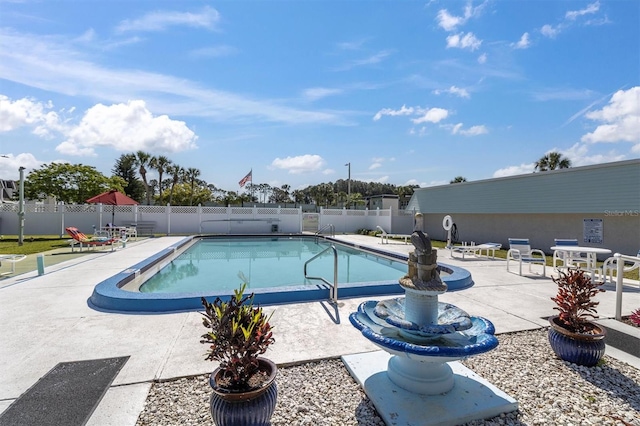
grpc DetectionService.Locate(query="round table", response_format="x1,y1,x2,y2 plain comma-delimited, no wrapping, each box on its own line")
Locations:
550,246,611,281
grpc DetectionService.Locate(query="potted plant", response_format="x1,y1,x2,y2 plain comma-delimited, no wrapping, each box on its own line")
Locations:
548,268,607,367
200,283,277,426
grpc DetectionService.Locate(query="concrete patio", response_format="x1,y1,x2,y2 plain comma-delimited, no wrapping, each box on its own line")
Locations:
0,234,638,425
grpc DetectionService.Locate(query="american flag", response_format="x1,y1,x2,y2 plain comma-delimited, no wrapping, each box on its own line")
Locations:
239,170,252,187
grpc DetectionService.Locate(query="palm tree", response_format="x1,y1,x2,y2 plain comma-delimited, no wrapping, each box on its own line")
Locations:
185,167,201,206
535,152,571,172
450,176,467,184
167,164,184,206
150,155,172,205
134,151,152,205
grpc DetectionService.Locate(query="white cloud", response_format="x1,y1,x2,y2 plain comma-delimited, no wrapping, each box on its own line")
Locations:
0,29,343,126
436,2,488,31
369,162,382,170
512,32,531,49
449,123,488,136
493,163,535,177
0,153,42,181
436,9,465,31
334,50,393,71
271,154,326,174
116,6,220,33
540,24,560,38
478,53,487,64
581,87,640,145
434,86,470,98
446,32,482,51
302,87,343,102
561,143,626,166
337,39,367,50
0,95,66,137
566,1,600,20
56,100,198,156
412,108,449,124
373,105,414,121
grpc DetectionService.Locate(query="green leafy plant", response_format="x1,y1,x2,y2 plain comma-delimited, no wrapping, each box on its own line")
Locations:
551,269,605,334
200,283,275,391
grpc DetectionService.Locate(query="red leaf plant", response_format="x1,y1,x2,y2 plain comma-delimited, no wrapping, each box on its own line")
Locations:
550,269,605,334
200,283,275,391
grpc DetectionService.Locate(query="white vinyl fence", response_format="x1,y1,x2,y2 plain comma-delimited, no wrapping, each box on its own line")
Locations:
0,203,415,237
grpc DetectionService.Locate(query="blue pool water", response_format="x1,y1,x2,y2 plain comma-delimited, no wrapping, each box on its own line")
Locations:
139,237,406,293
89,235,474,313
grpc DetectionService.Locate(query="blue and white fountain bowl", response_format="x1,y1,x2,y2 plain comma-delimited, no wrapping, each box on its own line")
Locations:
349,299,498,394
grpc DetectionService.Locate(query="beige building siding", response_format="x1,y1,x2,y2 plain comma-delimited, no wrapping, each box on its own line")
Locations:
407,159,640,257
422,213,638,259
406,159,639,214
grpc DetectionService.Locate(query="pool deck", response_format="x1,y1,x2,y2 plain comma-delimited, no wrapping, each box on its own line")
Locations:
0,234,638,425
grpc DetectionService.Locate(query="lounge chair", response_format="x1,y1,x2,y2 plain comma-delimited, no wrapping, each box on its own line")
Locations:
0,254,27,275
65,227,123,252
552,239,588,270
507,238,546,276
376,226,411,244
600,250,640,285
449,242,502,259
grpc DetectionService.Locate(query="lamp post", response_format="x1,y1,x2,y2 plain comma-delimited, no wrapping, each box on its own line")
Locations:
18,166,25,246
345,162,351,209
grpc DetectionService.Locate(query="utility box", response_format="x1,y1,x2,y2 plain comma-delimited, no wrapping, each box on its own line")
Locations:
271,224,278,233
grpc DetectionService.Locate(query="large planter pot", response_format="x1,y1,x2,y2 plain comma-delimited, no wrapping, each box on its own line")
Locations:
209,358,278,426
548,316,606,367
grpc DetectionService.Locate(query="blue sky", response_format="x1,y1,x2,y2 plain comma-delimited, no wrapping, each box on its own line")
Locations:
1,0,638,193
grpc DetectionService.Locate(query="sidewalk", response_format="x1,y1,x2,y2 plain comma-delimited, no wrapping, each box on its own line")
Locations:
0,234,638,426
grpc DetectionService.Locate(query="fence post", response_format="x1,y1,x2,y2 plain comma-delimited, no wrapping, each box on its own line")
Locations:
167,203,171,236
615,253,623,321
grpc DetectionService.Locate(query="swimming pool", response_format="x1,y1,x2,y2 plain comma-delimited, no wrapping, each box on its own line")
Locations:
89,235,474,313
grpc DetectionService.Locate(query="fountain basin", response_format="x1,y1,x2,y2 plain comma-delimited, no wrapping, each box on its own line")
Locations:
351,300,498,358
350,300,498,394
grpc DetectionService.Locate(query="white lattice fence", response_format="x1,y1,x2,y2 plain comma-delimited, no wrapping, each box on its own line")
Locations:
0,204,400,236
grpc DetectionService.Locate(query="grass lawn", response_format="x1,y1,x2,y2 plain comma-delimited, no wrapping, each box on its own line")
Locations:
0,236,71,255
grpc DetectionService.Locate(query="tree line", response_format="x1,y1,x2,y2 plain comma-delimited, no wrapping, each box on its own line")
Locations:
21,150,571,206
22,151,419,207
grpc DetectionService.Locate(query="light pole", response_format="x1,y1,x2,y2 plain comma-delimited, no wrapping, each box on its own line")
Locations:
344,162,351,209
18,166,25,246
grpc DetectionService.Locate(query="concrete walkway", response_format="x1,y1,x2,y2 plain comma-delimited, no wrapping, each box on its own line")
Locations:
0,234,638,425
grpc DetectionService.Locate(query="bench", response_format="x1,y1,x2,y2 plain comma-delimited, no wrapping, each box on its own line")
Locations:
128,221,156,236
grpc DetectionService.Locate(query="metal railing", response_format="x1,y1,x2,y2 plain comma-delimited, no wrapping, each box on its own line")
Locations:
314,223,335,242
611,253,640,320
304,245,338,303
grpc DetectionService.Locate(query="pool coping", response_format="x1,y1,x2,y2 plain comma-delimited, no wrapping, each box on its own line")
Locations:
89,234,473,313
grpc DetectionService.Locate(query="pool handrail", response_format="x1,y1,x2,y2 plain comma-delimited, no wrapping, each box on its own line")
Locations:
315,224,335,242
304,244,338,303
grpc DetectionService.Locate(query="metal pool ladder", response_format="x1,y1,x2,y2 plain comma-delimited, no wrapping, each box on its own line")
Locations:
304,245,338,303
314,224,335,242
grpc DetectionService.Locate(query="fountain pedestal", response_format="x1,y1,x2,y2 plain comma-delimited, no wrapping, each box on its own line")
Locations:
347,217,517,424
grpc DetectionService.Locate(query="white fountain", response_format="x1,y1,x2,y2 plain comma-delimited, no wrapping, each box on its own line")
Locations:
343,214,517,426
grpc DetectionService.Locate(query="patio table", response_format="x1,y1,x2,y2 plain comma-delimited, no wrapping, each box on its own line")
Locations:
550,245,611,282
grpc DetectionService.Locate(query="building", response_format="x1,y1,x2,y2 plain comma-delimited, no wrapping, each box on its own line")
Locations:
406,159,640,257
366,194,400,212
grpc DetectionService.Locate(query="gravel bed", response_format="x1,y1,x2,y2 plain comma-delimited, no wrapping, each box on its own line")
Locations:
136,329,640,426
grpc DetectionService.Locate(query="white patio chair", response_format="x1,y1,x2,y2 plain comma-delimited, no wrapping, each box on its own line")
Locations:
507,238,546,276
552,238,588,270
600,250,640,285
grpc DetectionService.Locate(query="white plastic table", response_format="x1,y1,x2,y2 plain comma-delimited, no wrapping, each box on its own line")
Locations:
549,246,611,282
